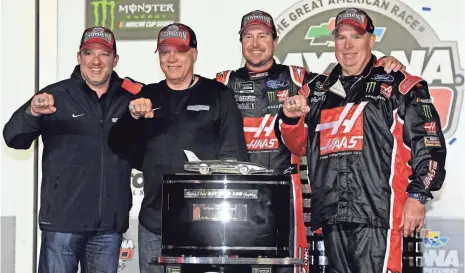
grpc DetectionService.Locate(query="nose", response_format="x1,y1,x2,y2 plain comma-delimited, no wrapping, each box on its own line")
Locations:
167,52,178,62
91,53,102,64
344,39,353,49
252,37,259,47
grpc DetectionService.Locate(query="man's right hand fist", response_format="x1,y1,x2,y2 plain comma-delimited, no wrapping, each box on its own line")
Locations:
129,98,154,119
283,95,310,118
30,93,56,116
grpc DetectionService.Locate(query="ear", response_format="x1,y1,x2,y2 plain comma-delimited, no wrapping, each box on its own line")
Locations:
273,37,279,51
369,34,376,49
77,51,81,64
113,54,119,67
192,48,198,63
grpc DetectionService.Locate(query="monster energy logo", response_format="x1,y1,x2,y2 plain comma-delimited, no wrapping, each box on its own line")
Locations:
365,81,376,93
267,92,276,102
423,105,433,119
91,0,116,31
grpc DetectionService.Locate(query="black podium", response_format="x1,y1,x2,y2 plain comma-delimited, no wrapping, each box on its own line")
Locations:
150,173,304,273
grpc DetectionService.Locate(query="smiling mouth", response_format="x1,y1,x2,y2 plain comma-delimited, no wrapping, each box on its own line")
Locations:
90,68,103,73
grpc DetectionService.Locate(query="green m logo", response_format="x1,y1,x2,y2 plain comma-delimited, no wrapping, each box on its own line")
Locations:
267,92,276,102
90,0,116,30
423,104,433,119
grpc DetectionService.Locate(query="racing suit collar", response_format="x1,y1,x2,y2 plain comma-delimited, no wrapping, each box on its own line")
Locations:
240,61,280,80
323,54,377,90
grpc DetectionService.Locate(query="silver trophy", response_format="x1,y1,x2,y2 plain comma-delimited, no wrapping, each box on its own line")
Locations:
183,150,274,175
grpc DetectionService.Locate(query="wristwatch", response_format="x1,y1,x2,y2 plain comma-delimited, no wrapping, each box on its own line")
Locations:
408,193,430,204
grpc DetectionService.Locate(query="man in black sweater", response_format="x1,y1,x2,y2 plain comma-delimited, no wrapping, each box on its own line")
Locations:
109,23,248,273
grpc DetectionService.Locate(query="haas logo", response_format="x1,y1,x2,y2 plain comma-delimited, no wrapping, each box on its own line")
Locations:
243,115,278,151
316,102,367,156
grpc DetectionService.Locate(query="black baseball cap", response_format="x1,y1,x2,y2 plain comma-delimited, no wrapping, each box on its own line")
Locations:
332,8,375,35
79,26,117,54
155,23,197,53
239,10,277,37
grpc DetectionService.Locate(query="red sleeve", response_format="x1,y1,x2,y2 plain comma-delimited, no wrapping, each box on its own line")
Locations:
275,113,307,156
121,77,144,95
215,71,232,86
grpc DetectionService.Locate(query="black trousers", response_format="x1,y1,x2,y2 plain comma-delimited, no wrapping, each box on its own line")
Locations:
322,223,389,273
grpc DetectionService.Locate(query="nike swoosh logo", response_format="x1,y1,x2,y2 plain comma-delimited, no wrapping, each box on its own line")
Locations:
72,114,84,118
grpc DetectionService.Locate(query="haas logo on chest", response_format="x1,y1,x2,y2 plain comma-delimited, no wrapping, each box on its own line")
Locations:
243,115,278,151
316,102,368,157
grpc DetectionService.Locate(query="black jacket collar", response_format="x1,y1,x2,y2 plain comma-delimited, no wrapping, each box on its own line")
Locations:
323,54,377,90
70,65,122,95
236,61,282,80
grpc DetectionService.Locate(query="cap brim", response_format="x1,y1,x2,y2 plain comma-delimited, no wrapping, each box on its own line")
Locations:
239,22,273,34
332,22,367,35
80,41,114,53
155,38,191,53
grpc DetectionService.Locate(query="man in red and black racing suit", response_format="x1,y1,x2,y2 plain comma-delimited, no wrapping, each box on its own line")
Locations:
275,8,447,273
216,9,405,273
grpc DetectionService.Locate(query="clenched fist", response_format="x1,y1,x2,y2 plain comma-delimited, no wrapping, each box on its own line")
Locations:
30,93,56,116
129,98,154,119
283,95,310,118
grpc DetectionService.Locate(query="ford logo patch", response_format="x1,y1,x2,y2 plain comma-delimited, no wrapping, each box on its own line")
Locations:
266,80,289,89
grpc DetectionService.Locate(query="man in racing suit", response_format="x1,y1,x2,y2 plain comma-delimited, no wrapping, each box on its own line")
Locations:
275,8,447,273
216,9,405,273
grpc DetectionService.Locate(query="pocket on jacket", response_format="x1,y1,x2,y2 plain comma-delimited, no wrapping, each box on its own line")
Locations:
40,174,61,221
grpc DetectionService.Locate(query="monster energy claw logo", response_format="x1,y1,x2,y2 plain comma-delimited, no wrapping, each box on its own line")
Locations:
267,92,276,102
91,0,116,31
423,105,433,119
365,81,376,93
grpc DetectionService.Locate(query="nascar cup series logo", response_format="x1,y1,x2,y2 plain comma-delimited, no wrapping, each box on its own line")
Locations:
273,0,464,140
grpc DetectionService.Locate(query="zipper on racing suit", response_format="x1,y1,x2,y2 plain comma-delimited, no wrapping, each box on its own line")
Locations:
338,76,363,215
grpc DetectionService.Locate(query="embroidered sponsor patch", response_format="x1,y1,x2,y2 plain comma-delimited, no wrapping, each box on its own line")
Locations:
424,136,441,147
266,80,289,89
235,95,256,102
380,83,392,98
371,74,394,82
187,105,210,111
234,81,254,93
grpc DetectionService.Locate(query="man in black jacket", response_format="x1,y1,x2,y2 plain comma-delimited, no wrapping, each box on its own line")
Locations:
109,23,248,273
3,26,141,273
